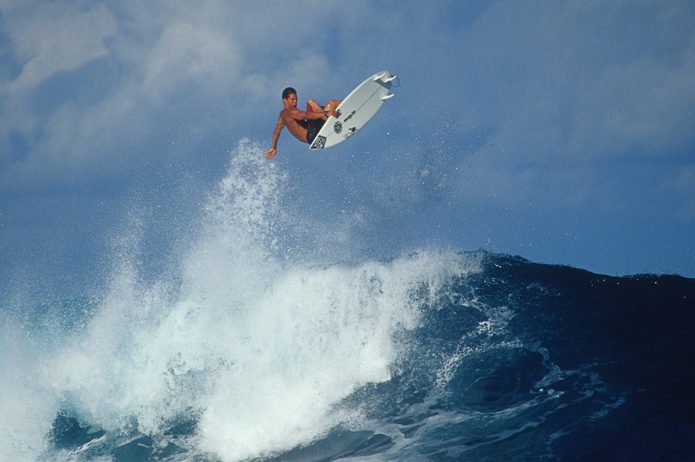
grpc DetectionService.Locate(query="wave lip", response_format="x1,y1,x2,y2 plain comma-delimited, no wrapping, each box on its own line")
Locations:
198,250,479,461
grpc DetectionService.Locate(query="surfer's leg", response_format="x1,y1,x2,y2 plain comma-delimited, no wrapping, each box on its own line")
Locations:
307,99,322,113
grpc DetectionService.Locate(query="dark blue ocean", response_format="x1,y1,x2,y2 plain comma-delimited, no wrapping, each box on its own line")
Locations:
2,143,694,461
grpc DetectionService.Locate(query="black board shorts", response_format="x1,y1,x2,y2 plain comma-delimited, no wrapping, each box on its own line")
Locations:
306,120,324,144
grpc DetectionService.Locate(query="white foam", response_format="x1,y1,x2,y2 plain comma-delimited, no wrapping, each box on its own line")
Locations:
0,315,58,461
197,251,470,460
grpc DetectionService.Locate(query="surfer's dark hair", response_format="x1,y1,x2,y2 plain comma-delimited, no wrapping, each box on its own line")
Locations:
282,87,296,99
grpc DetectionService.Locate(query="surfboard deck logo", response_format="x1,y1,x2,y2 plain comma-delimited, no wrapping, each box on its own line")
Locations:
314,136,326,149
309,70,397,150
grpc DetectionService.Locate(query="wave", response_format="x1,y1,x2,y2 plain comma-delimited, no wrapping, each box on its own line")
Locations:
1,141,693,461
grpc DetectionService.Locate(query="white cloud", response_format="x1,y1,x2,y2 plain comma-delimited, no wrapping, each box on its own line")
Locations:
568,34,695,158
435,1,695,212
142,22,241,102
0,1,118,172
2,1,116,92
449,1,695,160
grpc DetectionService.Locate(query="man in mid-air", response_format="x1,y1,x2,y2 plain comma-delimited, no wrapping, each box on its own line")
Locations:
265,87,341,159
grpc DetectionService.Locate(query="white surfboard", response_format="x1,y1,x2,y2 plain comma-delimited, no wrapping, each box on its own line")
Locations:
309,70,397,150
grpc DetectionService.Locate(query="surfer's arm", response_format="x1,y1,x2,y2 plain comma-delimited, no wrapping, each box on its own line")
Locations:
265,116,284,159
288,108,327,121
304,111,328,120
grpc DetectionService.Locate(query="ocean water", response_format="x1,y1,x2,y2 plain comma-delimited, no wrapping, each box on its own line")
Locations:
2,142,694,462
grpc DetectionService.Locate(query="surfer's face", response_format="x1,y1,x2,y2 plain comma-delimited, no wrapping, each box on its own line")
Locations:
284,93,297,108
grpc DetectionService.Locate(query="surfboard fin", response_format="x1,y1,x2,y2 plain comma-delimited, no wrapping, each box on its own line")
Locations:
374,71,396,83
381,93,395,101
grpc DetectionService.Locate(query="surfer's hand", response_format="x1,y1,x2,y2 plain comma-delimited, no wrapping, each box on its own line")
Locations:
264,147,277,159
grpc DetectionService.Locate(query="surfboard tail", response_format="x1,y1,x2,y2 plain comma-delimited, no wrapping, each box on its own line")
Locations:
373,71,397,84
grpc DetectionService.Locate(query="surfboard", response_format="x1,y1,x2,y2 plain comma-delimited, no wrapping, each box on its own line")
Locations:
309,70,397,150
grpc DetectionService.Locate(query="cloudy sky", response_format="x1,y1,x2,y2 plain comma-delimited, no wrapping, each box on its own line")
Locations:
1,0,694,297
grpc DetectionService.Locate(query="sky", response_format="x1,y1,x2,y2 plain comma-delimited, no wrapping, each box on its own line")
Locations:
1,0,694,298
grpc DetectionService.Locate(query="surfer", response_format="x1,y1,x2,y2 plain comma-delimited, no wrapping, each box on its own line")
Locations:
265,87,341,159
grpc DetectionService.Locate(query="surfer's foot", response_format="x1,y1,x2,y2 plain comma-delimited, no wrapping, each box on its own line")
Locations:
325,99,341,117
324,103,338,117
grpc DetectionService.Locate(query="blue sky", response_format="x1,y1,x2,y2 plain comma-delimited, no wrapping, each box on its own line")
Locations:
1,0,694,297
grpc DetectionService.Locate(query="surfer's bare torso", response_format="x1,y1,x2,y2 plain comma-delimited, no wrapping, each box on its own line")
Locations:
280,97,317,143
